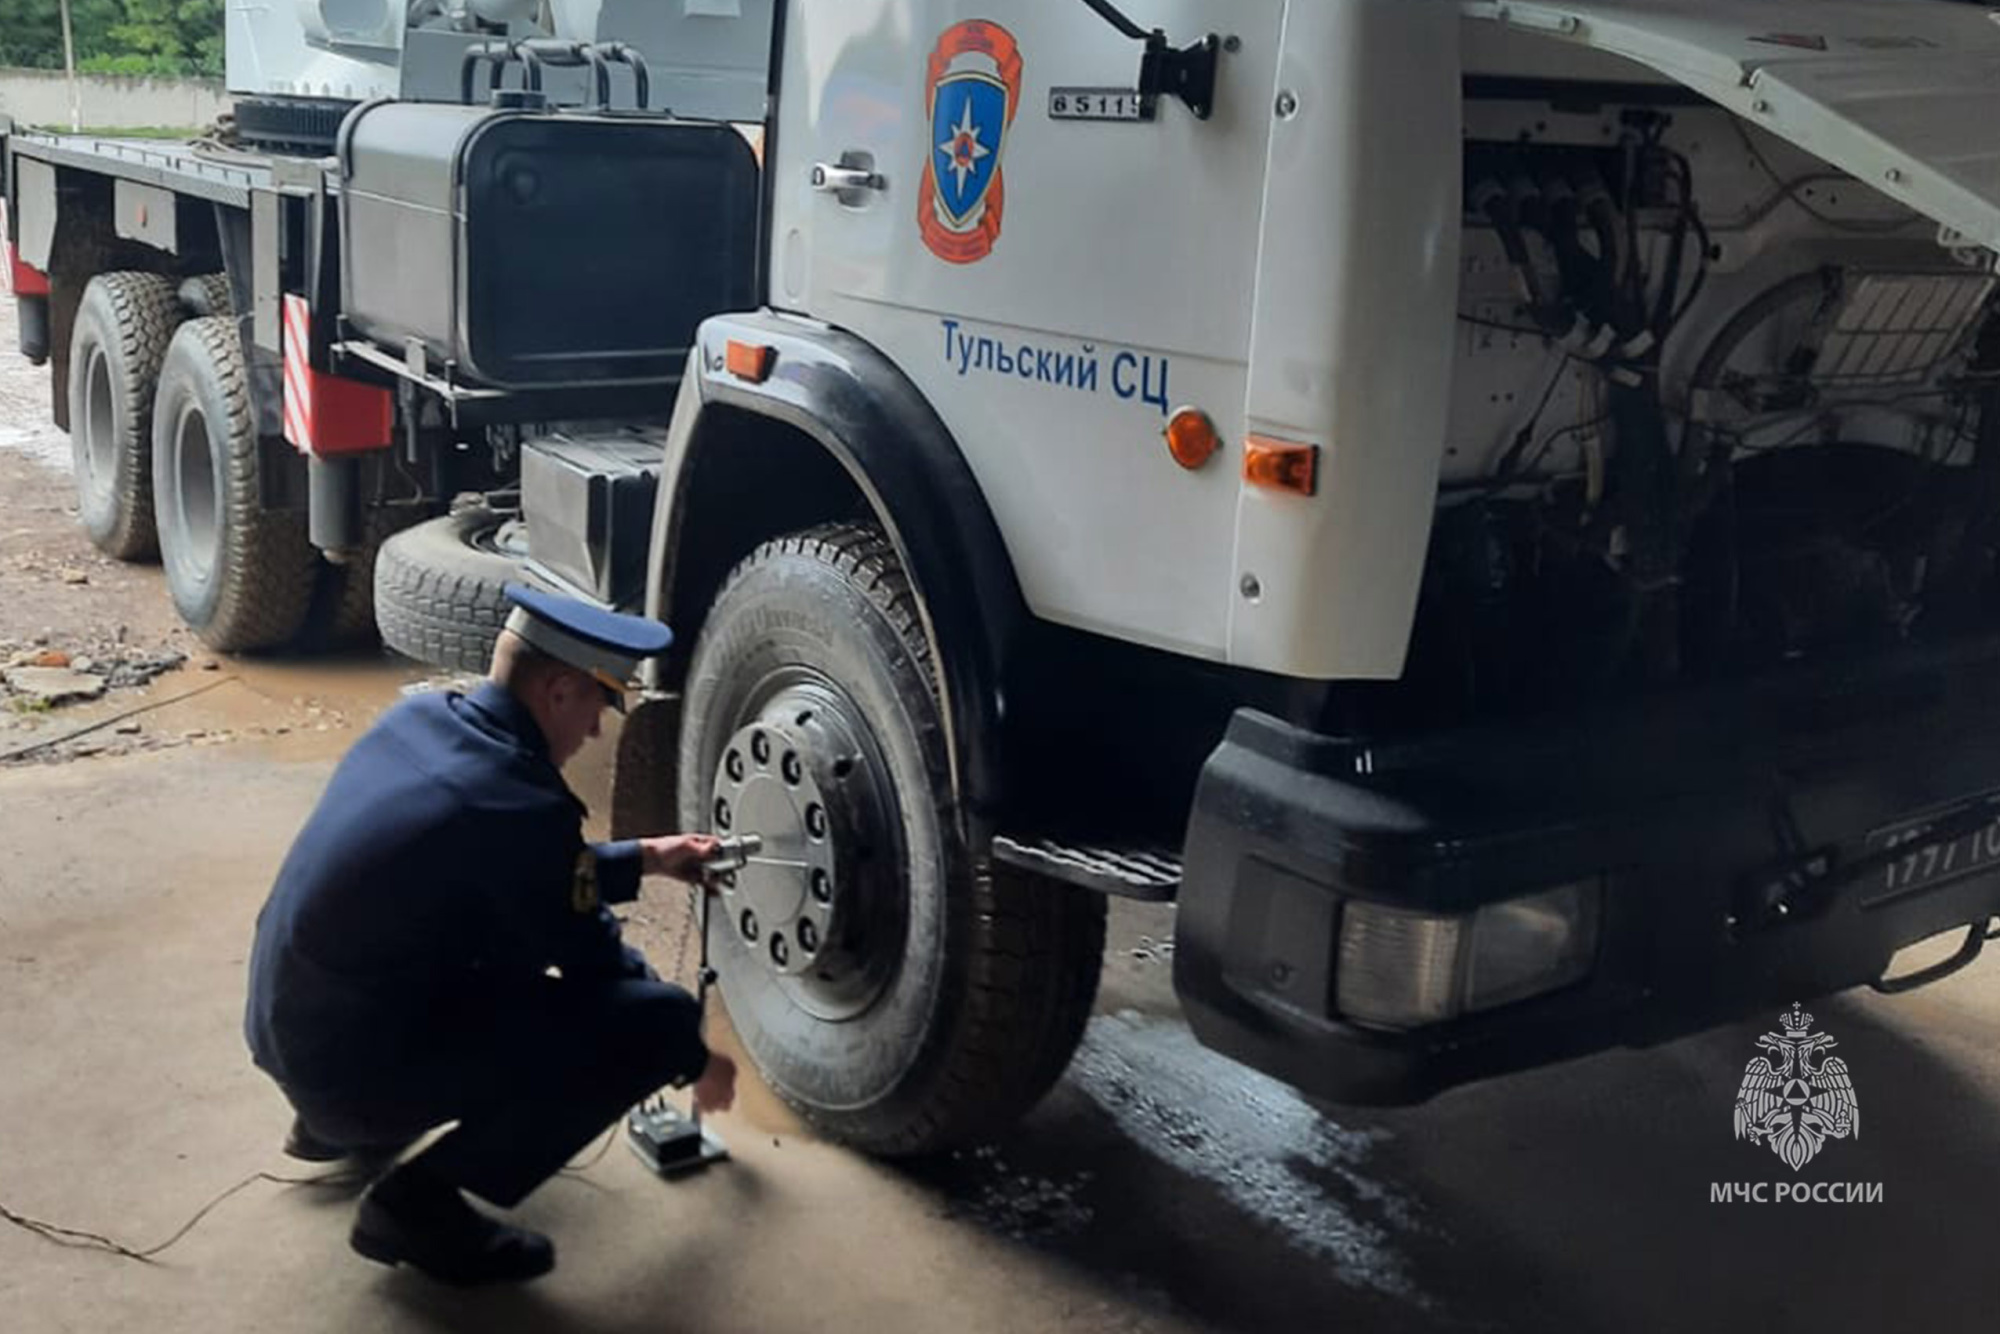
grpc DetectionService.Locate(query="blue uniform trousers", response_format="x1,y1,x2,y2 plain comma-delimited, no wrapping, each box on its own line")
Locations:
283,974,702,1208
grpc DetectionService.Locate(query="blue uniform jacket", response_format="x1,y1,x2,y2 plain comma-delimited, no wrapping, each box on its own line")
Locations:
245,682,656,1093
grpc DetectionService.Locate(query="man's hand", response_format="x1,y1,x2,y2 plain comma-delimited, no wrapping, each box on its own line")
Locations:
639,833,721,881
692,1051,737,1116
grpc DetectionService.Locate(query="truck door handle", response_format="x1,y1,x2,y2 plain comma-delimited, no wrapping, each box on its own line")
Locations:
811,161,886,198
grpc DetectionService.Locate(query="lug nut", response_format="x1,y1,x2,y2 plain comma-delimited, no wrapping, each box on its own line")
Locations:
770,933,790,967
782,751,803,785
810,868,832,903
805,803,828,838
751,730,771,764
726,750,745,782
714,796,732,831
798,918,819,953
739,909,759,942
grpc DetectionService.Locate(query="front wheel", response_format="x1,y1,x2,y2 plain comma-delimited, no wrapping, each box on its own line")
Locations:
678,523,1105,1155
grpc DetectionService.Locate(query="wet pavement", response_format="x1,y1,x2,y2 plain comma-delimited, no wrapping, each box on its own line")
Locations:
5,293,1999,1333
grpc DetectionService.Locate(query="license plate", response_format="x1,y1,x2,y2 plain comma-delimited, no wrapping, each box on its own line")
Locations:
1865,798,2000,903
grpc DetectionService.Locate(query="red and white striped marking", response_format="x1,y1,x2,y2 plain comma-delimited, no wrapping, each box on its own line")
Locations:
282,292,392,456
282,293,313,450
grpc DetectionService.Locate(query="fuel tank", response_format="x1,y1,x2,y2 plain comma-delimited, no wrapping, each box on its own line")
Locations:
337,99,758,389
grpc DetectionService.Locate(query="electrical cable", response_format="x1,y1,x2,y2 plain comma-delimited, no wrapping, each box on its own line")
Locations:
0,1169,360,1265
1491,356,1577,480
1458,312,1558,340
559,1127,619,1177
1727,115,1922,235
0,676,238,764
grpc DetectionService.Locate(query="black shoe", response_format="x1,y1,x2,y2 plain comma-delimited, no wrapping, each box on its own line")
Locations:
283,1115,349,1163
350,1165,555,1286
284,1116,412,1176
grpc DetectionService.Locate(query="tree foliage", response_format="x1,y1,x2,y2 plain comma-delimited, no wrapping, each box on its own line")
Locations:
0,0,224,78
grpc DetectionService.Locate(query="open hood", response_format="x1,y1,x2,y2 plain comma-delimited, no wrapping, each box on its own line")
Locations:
1463,0,2000,253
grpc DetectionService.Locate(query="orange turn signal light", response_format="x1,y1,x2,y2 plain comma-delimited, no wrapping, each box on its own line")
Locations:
1243,435,1319,496
1164,407,1220,471
725,340,776,383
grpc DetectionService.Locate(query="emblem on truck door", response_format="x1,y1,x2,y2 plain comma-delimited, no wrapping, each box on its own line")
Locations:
1733,1004,1859,1170
919,20,1023,264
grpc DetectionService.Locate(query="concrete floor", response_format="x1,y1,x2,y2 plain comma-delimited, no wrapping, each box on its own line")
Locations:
6,294,2000,1333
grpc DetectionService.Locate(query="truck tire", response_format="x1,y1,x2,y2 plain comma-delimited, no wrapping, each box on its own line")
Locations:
151,316,318,651
68,271,181,560
179,273,235,319
312,505,430,648
678,523,1105,1155
374,506,526,672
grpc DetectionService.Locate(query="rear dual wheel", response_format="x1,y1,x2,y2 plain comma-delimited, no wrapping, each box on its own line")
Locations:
68,272,180,559
65,270,417,650
151,317,318,651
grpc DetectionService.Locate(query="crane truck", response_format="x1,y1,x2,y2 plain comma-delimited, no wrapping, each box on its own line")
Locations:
10,0,2000,1152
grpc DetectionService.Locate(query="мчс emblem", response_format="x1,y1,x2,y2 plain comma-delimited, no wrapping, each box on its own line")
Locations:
918,20,1023,265
1734,1003,1859,1170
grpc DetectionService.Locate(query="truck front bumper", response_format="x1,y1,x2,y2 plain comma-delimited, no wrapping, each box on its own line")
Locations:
1173,637,2000,1105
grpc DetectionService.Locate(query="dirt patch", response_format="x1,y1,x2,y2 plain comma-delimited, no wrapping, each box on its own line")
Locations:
0,422,222,762
0,295,425,764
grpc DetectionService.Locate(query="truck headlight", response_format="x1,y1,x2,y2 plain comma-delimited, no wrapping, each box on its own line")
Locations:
1334,880,1601,1029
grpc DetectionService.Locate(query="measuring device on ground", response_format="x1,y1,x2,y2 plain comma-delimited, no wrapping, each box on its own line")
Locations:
626,833,762,1178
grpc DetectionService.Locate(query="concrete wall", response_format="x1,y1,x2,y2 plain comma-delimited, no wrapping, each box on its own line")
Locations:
0,68,227,131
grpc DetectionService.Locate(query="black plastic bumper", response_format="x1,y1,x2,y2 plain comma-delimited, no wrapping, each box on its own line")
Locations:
1173,637,2000,1105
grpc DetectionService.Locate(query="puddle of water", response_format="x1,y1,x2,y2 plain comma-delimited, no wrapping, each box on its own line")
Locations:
1066,1010,1430,1301
0,423,68,472
935,1141,1099,1244
1,651,430,766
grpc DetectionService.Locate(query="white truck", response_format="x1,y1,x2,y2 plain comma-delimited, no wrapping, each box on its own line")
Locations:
9,0,2000,1151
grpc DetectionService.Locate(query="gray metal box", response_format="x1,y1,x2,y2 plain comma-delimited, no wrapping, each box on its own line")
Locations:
522,429,664,609
337,100,758,390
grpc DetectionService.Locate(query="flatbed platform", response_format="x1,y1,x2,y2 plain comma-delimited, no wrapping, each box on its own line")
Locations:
8,131,275,209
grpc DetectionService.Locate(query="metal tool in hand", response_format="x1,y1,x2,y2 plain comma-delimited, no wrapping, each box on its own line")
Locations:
701,832,765,877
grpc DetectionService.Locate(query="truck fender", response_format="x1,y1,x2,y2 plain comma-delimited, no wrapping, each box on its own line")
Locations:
643,311,1024,825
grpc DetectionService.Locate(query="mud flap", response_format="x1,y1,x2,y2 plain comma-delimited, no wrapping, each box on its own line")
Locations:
611,691,682,840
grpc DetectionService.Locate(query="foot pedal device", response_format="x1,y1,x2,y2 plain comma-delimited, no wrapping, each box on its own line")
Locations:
627,835,759,1180
627,1098,729,1176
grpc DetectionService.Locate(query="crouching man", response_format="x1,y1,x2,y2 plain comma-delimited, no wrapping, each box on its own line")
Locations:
245,586,736,1285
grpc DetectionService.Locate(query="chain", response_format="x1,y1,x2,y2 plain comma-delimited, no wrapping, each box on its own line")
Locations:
669,882,699,988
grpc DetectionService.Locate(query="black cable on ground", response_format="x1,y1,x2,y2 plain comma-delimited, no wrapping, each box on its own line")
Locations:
0,676,238,764
560,1126,620,1177
0,1168,360,1264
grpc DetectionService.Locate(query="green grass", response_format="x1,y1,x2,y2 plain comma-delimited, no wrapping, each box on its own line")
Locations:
31,124,202,140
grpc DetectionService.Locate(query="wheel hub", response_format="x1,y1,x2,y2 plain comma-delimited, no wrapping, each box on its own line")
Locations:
171,402,219,582
81,347,116,486
708,684,898,1019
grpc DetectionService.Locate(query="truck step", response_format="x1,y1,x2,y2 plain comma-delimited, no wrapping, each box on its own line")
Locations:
991,835,1181,901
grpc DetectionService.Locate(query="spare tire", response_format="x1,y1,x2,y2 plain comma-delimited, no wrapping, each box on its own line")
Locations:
374,505,527,672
